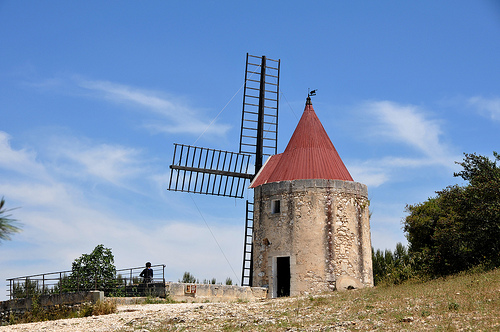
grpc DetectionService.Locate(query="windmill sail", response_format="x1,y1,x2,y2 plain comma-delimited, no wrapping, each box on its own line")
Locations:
168,144,252,199
240,54,280,173
167,54,280,287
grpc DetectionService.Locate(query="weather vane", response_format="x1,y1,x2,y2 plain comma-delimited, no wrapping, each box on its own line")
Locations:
308,89,317,97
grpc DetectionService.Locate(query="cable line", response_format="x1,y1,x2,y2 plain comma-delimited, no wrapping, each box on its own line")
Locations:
188,193,241,285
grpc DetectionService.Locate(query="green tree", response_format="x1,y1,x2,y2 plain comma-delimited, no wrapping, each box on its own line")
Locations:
454,152,500,267
404,187,464,275
0,197,21,243
63,244,117,294
372,243,414,285
179,271,198,283
403,152,500,277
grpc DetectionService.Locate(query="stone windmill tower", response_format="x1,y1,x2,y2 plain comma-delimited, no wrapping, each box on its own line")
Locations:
249,95,373,297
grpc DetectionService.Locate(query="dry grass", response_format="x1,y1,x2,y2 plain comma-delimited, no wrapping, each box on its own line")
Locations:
146,268,500,331
10,299,117,325
86,300,117,316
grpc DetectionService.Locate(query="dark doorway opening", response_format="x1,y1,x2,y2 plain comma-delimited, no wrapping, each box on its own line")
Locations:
276,256,290,297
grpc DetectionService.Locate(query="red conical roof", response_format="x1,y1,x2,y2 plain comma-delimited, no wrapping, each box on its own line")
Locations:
250,97,353,188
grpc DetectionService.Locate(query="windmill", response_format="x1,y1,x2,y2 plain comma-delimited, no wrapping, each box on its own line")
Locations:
167,54,280,286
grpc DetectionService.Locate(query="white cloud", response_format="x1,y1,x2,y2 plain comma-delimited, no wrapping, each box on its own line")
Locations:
52,139,146,186
468,96,500,121
0,132,49,181
348,165,388,187
0,132,244,300
76,78,231,137
346,101,460,187
366,101,455,166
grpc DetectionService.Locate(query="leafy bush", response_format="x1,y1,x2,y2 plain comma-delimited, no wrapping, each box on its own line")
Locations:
403,152,500,277
372,243,416,285
61,244,117,295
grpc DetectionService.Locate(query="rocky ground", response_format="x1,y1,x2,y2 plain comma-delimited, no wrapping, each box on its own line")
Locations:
1,269,499,332
0,297,382,332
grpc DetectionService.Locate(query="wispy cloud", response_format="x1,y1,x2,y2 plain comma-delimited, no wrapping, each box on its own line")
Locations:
0,130,149,196
348,101,460,187
76,78,231,137
0,131,243,299
0,132,50,181
468,96,500,121
366,101,455,166
50,138,146,187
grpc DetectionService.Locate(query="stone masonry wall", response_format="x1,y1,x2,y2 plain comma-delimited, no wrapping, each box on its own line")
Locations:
0,291,103,324
252,179,373,297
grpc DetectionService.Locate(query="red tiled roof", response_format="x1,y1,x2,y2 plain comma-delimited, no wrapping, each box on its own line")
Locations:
250,98,353,188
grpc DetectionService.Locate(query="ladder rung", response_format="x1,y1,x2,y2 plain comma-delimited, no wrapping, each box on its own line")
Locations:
243,110,259,116
265,73,279,79
244,103,259,108
264,81,278,87
264,90,279,95
262,121,277,126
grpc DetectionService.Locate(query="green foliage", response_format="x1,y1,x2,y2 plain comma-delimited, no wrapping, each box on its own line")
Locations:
0,197,21,243
403,152,500,277
202,277,217,284
372,243,415,285
225,277,233,285
61,244,117,295
10,299,117,325
12,280,44,298
179,271,198,283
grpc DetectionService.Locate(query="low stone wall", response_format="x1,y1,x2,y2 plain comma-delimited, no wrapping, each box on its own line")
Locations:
166,283,267,303
0,291,103,325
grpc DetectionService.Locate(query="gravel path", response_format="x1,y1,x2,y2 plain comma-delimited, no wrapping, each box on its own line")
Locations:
0,297,380,331
0,302,214,332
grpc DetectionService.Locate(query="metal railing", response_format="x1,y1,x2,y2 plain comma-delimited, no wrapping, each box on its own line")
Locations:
6,264,166,300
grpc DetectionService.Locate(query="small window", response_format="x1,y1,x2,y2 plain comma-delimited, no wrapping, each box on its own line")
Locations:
272,200,281,214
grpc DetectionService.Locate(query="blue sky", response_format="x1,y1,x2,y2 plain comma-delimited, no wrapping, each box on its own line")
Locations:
1,1,499,299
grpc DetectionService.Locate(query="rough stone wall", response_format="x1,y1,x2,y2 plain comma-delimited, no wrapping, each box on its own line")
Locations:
165,283,267,303
0,291,103,324
252,179,373,297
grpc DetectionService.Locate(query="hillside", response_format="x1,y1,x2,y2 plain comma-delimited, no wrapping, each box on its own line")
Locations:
1,268,499,331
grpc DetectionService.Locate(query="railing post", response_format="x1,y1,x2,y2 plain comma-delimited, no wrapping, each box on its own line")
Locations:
59,272,62,295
